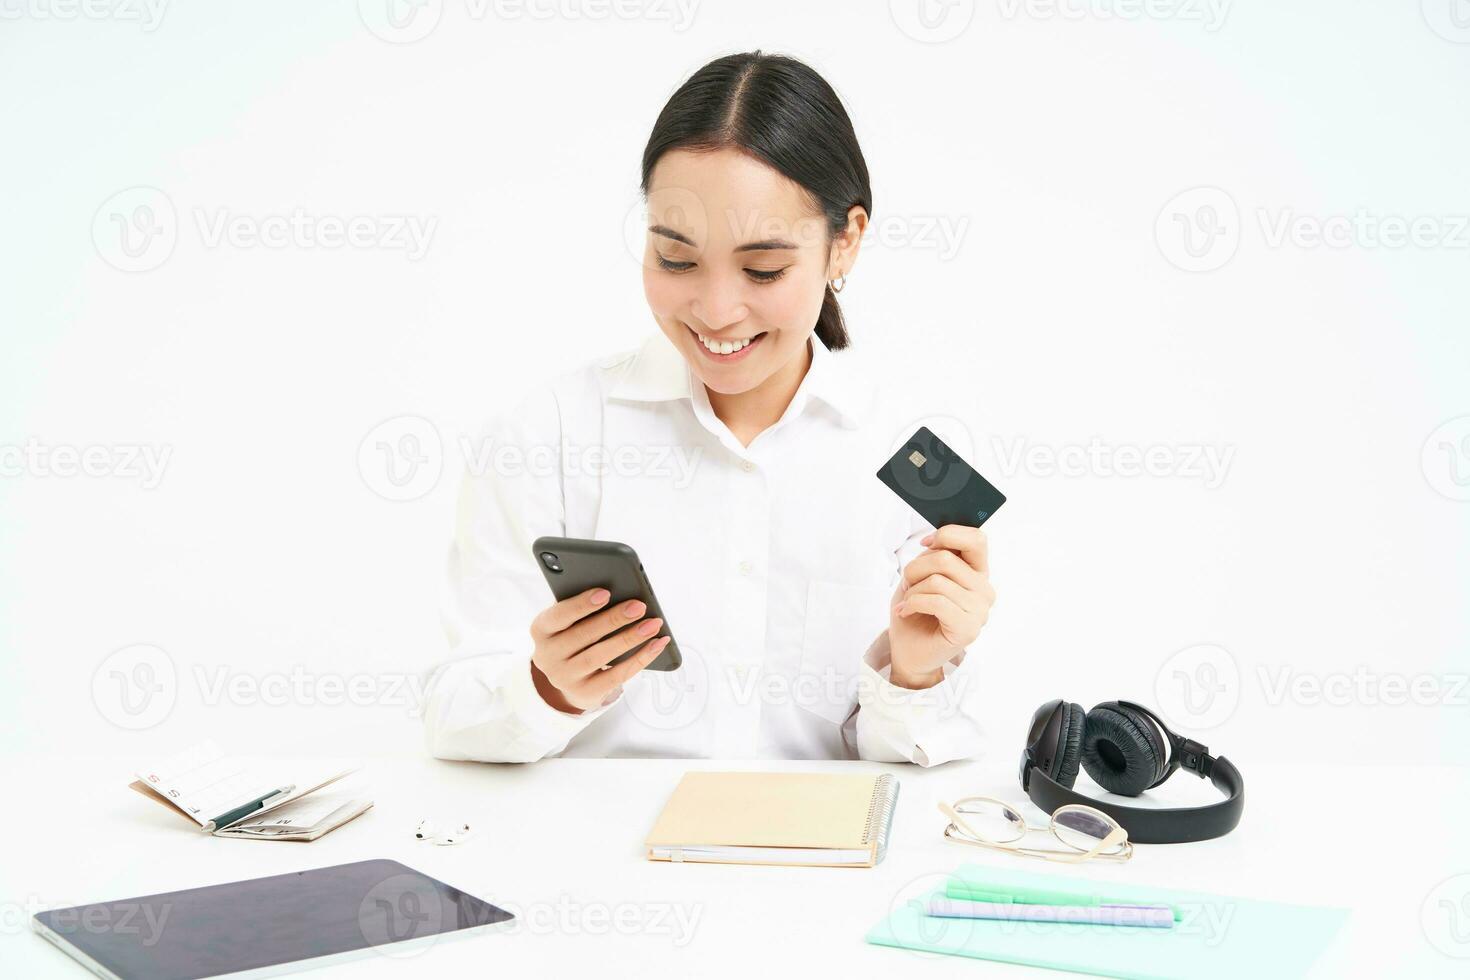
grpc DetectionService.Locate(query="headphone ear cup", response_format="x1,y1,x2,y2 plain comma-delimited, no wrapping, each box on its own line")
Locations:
1049,701,1087,788
1081,702,1166,797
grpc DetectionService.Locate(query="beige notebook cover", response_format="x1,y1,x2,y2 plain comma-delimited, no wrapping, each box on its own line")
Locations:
644,771,900,868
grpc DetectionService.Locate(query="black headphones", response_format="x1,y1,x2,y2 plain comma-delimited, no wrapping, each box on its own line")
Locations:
1018,699,1244,844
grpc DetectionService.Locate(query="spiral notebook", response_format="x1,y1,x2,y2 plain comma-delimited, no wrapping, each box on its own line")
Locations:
644,771,900,868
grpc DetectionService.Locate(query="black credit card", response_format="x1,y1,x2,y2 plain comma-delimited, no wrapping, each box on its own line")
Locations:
876,425,1006,529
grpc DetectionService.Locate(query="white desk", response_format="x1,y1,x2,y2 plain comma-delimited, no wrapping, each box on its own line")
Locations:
2,751,1465,978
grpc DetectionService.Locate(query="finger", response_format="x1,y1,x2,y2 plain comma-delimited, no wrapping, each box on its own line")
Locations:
531,587,612,640
572,617,664,675
921,525,988,575
897,591,969,630
554,598,648,659
902,549,982,591
902,572,979,614
586,635,670,696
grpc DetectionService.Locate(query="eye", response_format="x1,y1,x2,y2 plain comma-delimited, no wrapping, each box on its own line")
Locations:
745,267,788,283
655,254,694,273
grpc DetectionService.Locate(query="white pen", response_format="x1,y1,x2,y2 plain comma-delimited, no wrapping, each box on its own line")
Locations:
926,896,1175,928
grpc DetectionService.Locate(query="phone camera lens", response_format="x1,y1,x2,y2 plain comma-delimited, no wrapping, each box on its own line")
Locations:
539,552,562,573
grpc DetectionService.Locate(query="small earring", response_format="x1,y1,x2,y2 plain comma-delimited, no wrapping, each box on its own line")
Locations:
829,274,847,293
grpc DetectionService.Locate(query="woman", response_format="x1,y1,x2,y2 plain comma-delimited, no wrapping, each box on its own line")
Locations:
423,51,994,766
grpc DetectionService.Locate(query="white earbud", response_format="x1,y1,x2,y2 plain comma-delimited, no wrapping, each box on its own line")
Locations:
414,819,472,845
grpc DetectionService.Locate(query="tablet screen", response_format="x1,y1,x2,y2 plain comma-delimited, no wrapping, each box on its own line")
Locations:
33,858,514,979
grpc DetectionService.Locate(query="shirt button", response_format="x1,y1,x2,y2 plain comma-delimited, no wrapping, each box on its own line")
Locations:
738,560,752,575
741,459,756,472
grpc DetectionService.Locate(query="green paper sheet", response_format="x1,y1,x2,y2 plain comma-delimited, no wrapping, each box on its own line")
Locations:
865,864,1347,980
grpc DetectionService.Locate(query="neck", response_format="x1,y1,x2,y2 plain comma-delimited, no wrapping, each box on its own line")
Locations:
706,336,814,445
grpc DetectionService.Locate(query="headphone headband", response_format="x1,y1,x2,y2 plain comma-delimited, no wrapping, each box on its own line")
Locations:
1019,699,1245,844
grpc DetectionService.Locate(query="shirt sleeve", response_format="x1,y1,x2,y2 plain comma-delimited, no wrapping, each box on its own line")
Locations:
419,388,621,763
851,485,986,767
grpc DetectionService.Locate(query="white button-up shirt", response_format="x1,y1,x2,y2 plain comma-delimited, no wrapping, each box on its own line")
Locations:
421,331,985,766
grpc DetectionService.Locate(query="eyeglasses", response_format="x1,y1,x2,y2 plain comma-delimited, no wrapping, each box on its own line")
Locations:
938,796,1133,863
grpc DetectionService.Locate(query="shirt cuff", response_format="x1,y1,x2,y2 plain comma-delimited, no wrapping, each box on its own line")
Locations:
855,632,981,766
498,653,621,747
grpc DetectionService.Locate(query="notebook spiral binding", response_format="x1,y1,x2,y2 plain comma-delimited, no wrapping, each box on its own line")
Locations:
861,773,901,865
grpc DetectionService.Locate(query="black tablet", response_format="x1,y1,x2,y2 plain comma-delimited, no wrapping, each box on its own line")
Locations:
32,858,514,979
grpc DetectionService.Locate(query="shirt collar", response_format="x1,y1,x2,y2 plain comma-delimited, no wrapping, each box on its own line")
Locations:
608,330,868,429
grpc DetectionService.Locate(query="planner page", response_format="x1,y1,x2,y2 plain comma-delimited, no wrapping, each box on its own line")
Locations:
132,740,359,828
134,741,278,827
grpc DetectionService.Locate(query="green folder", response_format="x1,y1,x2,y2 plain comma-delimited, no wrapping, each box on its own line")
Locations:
866,864,1347,980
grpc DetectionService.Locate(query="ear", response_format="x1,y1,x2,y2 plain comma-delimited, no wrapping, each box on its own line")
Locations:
827,205,869,279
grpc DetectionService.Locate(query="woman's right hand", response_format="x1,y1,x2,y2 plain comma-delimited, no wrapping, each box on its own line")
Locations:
529,587,670,714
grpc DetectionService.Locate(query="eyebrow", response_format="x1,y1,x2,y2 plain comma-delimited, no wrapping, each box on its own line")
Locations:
649,225,799,253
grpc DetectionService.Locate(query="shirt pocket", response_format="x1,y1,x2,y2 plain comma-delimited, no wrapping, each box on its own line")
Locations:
798,578,894,725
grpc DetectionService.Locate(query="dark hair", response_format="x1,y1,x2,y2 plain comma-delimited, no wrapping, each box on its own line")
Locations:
639,51,872,351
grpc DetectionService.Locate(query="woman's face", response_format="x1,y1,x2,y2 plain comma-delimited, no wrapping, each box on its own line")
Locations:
641,148,840,397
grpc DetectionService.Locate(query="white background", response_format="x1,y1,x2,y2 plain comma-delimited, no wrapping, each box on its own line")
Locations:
2,3,1468,793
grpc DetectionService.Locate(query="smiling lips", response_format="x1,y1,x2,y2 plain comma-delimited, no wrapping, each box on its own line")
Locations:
688,325,768,361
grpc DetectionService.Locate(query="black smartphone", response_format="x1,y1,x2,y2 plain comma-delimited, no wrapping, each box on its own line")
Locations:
875,425,1007,529
530,536,682,671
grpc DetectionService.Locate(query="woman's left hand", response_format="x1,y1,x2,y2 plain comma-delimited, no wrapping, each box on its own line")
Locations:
887,524,995,689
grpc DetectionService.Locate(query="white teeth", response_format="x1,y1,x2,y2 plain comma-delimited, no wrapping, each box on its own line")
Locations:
697,332,756,355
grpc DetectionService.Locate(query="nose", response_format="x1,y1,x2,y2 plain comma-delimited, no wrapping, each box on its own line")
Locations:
689,271,750,334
